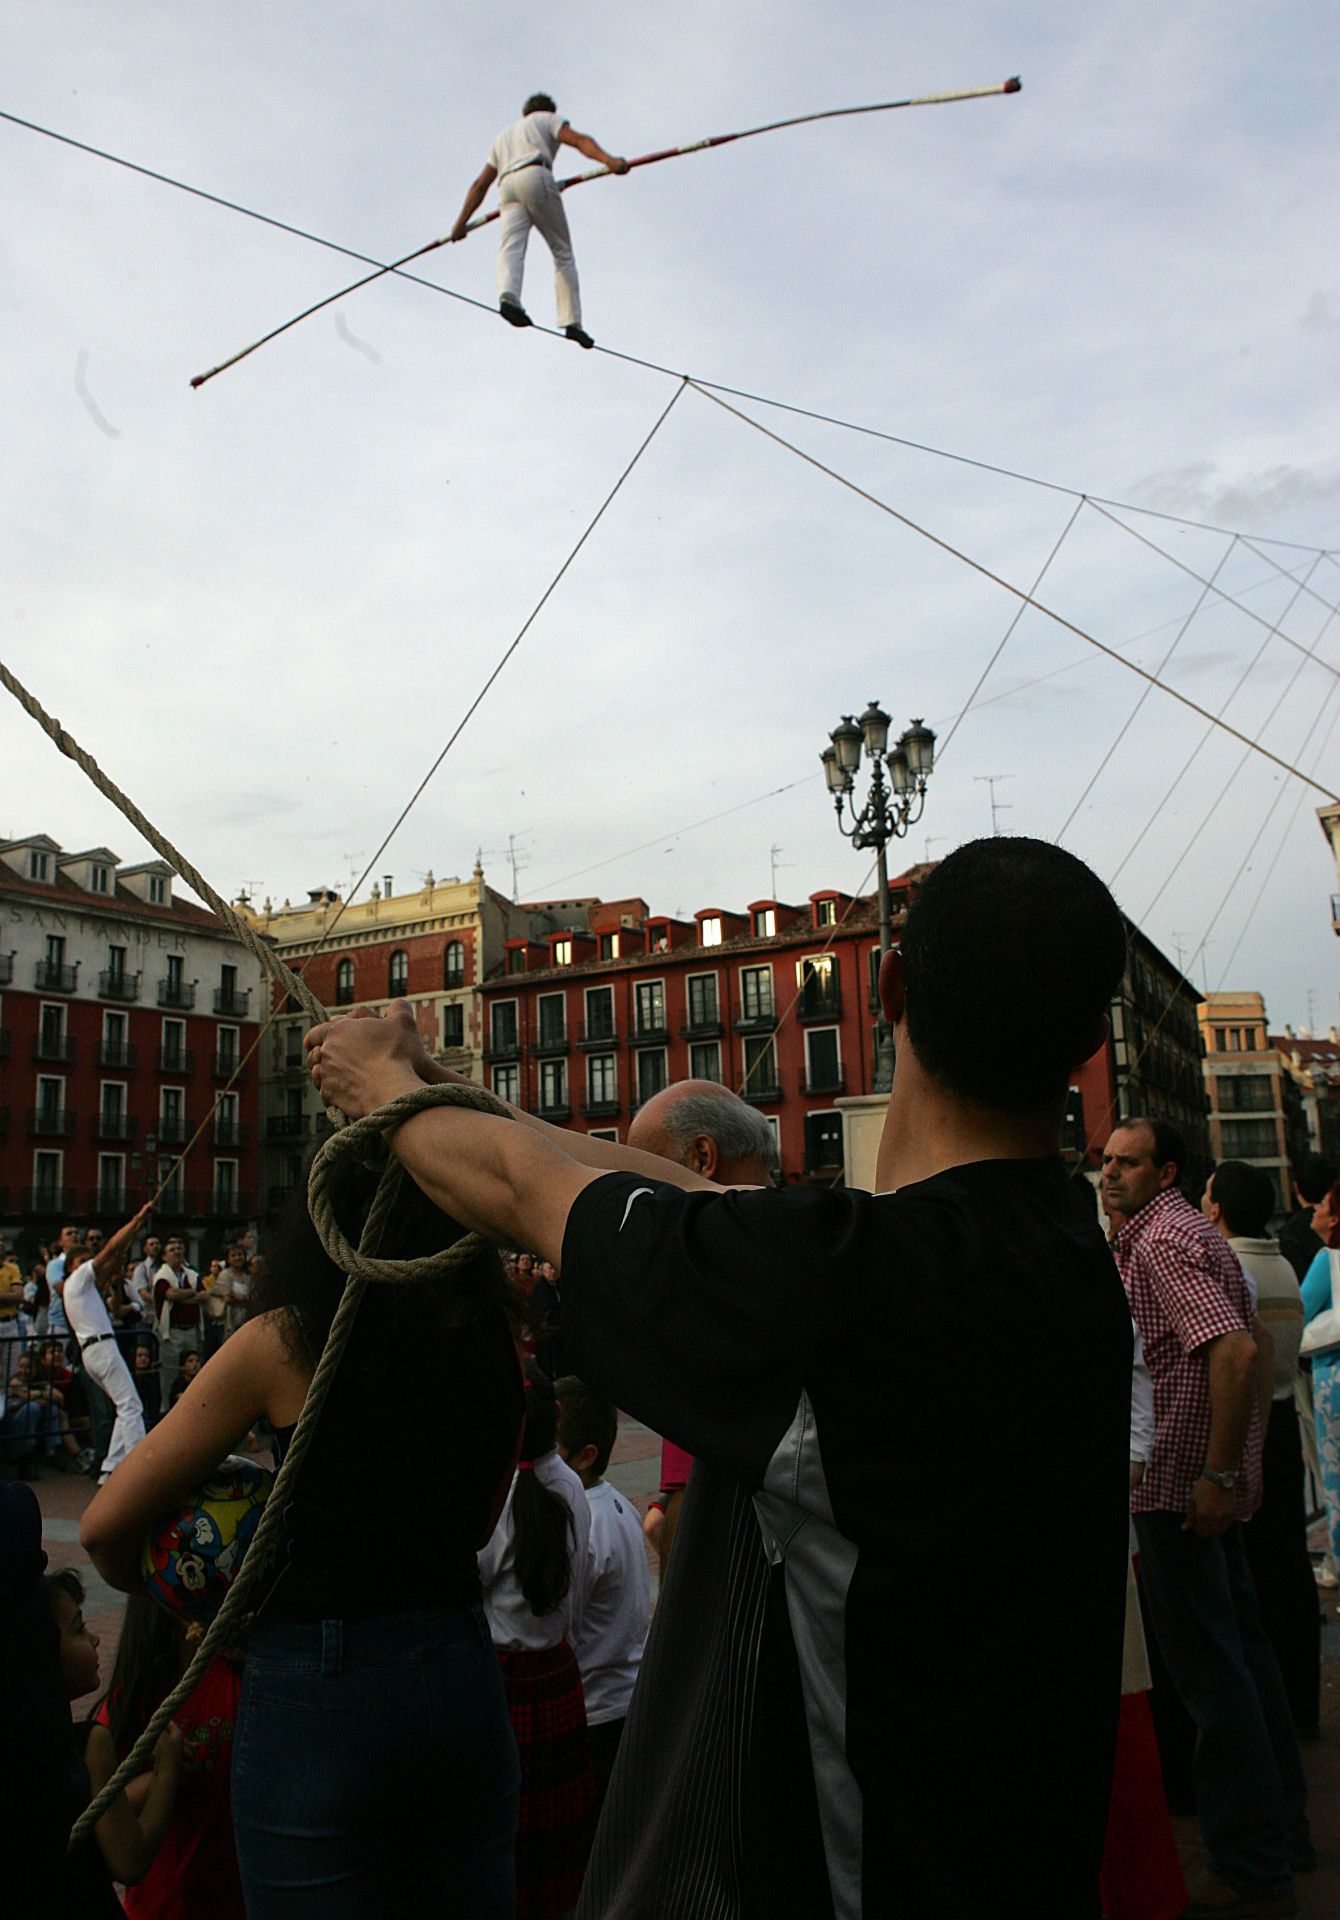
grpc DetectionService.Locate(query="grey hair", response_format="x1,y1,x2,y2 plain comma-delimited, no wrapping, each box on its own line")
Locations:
657,1088,780,1172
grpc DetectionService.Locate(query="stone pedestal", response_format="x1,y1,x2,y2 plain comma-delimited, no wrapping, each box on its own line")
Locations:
835,1092,887,1192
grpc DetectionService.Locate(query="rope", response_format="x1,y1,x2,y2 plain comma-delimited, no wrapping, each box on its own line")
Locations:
685,383,1340,804
70,1078,510,1847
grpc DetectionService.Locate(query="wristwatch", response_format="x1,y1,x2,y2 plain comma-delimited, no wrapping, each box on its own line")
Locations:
1200,1467,1239,1490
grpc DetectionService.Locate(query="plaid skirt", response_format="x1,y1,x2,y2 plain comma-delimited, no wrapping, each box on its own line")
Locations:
497,1640,596,1919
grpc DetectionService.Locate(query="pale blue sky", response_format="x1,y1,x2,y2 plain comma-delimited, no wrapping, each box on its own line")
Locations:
2,3,1337,1026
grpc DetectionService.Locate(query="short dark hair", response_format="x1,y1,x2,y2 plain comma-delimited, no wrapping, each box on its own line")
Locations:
1210,1160,1275,1237
899,838,1127,1112
1123,1115,1188,1178
44,1565,84,1610
1295,1155,1338,1206
554,1374,618,1480
524,93,557,115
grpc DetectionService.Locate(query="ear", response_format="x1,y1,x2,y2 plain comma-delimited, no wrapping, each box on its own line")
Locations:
689,1134,720,1179
878,946,906,1027
574,1442,599,1476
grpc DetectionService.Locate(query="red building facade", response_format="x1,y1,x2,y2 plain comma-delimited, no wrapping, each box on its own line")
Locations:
0,836,265,1257
477,879,924,1184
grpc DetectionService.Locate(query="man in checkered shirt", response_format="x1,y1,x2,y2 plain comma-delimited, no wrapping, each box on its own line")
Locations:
1106,1116,1311,1919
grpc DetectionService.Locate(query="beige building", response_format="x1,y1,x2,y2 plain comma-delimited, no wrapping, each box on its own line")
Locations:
1198,991,1294,1216
238,863,582,1218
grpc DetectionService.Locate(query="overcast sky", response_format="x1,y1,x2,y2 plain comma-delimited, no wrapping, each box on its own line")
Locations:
3,3,1337,1030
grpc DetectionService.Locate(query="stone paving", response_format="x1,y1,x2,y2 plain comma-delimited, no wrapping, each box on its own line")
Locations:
25,1411,1340,1914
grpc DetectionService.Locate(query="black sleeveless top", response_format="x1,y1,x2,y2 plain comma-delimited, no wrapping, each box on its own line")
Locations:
262,1290,523,1623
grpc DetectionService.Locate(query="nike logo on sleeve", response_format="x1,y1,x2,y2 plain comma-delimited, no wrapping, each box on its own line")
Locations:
619,1187,655,1232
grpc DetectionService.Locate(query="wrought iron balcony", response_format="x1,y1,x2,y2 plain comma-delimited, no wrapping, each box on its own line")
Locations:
800,1068,847,1097
197,1189,255,1218
633,1019,671,1044
99,1039,138,1069
213,1120,247,1148
157,978,196,1010
156,1117,190,1146
796,987,842,1023
98,969,141,1002
533,1101,572,1123
532,1030,569,1057
483,1039,521,1065
679,1016,724,1040
578,1022,620,1050
157,1047,194,1074
94,1112,137,1142
24,1184,75,1213
733,1010,777,1035
89,1185,128,1215
34,960,78,992
266,1114,311,1139
214,987,251,1017
739,1079,782,1105
33,1034,76,1063
334,982,356,1006
580,1097,620,1119
29,1106,76,1138
214,1049,242,1077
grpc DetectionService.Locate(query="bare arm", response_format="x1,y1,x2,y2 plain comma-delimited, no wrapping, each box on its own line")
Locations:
92,1204,154,1287
84,1721,182,1883
558,125,629,172
1184,1328,1258,1537
80,1312,305,1588
450,162,497,241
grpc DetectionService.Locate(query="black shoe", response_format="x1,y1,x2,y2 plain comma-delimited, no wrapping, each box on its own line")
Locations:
499,299,532,328
565,324,595,350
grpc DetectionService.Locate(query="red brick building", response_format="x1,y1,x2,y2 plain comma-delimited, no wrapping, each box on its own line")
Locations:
477,875,929,1184
0,835,265,1258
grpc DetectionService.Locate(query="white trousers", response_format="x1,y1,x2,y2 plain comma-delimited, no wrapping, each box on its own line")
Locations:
82,1337,146,1479
496,167,581,327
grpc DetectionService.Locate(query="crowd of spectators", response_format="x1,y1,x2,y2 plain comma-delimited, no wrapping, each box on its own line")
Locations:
0,1223,265,1481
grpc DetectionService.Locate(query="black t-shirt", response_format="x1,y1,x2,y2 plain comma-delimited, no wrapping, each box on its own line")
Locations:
563,1157,1132,1920
264,1291,524,1622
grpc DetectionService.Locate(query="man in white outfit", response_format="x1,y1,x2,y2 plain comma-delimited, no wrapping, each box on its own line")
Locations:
449,93,629,349
62,1202,153,1484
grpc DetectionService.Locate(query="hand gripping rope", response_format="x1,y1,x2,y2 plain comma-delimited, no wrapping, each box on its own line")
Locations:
69,1079,512,1848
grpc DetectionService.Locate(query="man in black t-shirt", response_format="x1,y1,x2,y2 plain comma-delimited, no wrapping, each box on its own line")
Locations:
309,837,1133,1920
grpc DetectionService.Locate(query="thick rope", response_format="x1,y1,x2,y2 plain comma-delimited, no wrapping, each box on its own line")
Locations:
70,1079,510,1846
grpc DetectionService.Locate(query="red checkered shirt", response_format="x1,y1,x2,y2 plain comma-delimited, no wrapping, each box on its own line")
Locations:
1117,1186,1261,1520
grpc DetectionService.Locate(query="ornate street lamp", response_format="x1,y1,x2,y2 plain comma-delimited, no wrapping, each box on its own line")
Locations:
820,700,936,1092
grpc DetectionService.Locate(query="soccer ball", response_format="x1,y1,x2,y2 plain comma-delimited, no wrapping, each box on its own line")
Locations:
142,1454,274,1621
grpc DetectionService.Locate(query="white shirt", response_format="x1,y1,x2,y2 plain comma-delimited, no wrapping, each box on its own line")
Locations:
64,1259,114,1345
478,1448,594,1652
1229,1236,1305,1399
45,1253,70,1335
488,110,568,180
573,1478,650,1725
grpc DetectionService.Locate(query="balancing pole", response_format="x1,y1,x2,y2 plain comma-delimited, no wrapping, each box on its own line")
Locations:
190,77,1021,390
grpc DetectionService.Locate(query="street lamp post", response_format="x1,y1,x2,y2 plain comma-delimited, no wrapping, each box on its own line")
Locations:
821,701,936,1092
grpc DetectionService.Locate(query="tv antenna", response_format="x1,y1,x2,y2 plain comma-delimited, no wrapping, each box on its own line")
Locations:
769,843,795,898
974,774,1014,836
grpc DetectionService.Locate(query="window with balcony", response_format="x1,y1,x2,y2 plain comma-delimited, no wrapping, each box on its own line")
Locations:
37,1003,67,1060
1217,1116,1279,1157
635,980,667,1038
739,966,774,1022
742,1034,778,1100
37,936,75,992
492,1063,519,1105
159,1086,186,1144
1219,1074,1274,1113
804,1027,842,1093
159,953,193,1010
388,949,408,996
797,954,840,1020
101,1010,131,1068
804,1111,843,1173
215,963,248,1017
161,1018,188,1071
700,916,722,948
335,958,356,1005
215,1025,239,1075
35,1075,67,1133
214,1159,238,1210
215,1091,240,1146
752,907,776,938
442,1002,465,1049
588,1053,617,1105
157,1155,183,1209
689,1040,722,1083
99,1083,129,1139
443,941,465,990
539,1059,568,1114
33,1149,63,1206
686,973,719,1029
537,993,566,1049
107,946,127,985
584,986,615,1042
636,1049,668,1106
97,1153,125,1211
490,1001,518,1054
284,1023,304,1069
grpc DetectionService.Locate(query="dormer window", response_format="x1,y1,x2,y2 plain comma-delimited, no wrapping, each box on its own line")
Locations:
29,851,49,882
599,932,620,961
815,898,837,928
753,908,776,938
508,947,526,975
90,863,110,894
554,939,573,967
148,875,167,905
700,916,722,947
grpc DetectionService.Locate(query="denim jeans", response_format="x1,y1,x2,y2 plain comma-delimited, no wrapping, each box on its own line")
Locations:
232,1605,520,1918
1134,1514,1309,1896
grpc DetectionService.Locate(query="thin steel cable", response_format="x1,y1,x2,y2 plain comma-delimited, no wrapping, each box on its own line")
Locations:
1084,503,1340,680
1238,535,1340,622
3,105,1336,554
686,383,1340,802
1054,536,1240,844
934,497,1085,764
1135,583,1337,920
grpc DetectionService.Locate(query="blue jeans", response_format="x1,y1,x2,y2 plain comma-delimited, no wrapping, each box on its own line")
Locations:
232,1605,520,1918
1135,1513,1309,1896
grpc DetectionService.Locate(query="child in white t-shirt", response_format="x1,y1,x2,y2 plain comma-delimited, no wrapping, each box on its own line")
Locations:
554,1375,650,1810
